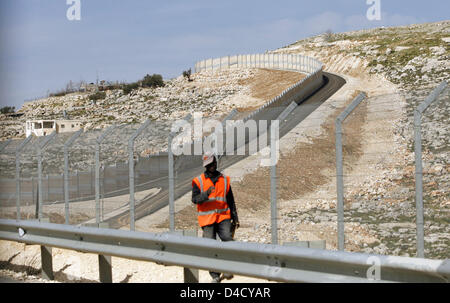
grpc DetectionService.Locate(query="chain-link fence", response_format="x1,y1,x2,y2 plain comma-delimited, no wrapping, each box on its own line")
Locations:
267,82,448,259
3,57,446,261
0,53,323,231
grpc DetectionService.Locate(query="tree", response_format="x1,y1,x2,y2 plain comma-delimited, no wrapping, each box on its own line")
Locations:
0,106,15,114
122,82,140,94
324,29,334,42
89,91,106,101
182,68,192,81
141,74,164,88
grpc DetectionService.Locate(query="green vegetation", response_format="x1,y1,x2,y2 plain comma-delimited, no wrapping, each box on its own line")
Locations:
122,82,140,95
50,91,68,97
182,68,192,81
144,95,155,102
0,106,15,114
89,91,106,101
141,74,164,88
323,29,335,43
121,73,164,95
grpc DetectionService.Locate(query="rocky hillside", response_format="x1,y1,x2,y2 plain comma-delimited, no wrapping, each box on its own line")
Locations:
0,68,303,141
278,21,449,88
276,21,449,158
153,21,448,259
269,20,449,258
0,68,304,177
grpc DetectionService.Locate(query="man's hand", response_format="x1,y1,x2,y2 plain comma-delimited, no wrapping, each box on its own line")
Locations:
206,186,215,195
230,219,240,239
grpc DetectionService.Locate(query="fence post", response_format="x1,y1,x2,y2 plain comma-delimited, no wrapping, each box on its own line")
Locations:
47,174,50,202
95,125,116,225
168,133,175,232
183,229,199,282
76,170,80,200
168,114,192,232
128,120,151,231
64,129,83,224
98,222,112,282
0,138,12,153
270,120,279,245
335,93,367,251
413,81,447,258
37,132,57,221
101,165,105,221
15,135,33,220
31,176,35,208
39,218,54,280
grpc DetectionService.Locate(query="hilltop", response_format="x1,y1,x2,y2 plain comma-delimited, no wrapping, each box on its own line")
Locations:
0,68,303,140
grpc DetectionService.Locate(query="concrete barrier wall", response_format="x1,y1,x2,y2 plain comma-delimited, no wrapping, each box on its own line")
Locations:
195,53,322,75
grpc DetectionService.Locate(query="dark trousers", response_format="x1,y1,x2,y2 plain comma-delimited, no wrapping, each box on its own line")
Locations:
202,219,233,279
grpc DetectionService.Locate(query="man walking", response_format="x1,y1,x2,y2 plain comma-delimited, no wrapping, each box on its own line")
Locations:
192,151,239,283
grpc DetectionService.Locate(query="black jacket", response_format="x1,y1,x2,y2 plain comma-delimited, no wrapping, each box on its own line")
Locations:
192,170,239,222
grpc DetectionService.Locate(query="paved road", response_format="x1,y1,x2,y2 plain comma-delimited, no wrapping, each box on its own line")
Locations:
107,72,346,229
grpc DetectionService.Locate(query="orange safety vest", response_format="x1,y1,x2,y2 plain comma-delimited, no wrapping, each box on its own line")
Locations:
192,173,231,227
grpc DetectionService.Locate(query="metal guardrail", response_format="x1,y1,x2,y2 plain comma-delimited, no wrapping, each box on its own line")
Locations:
0,219,448,283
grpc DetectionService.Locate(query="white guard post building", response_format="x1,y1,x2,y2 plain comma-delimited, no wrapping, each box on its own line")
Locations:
25,120,83,137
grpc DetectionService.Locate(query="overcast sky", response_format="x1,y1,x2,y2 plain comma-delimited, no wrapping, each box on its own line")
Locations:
0,0,448,109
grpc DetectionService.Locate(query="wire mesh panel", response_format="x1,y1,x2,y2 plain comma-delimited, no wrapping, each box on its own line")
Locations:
0,139,18,212
268,87,448,259
417,86,449,259
0,53,322,232
336,93,411,255
0,135,40,220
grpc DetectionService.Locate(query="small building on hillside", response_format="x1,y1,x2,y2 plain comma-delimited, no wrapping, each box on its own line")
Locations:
25,119,83,137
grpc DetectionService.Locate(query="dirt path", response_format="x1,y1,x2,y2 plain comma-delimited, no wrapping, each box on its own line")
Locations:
239,68,305,101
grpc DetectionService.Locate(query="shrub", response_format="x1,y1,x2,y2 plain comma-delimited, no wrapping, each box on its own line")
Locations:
50,91,68,97
182,68,192,81
141,74,164,88
122,82,140,95
324,29,334,42
0,106,15,114
89,91,106,101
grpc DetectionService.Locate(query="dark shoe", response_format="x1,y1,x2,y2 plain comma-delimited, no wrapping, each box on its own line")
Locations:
211,276,221,283
222,273,234,280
